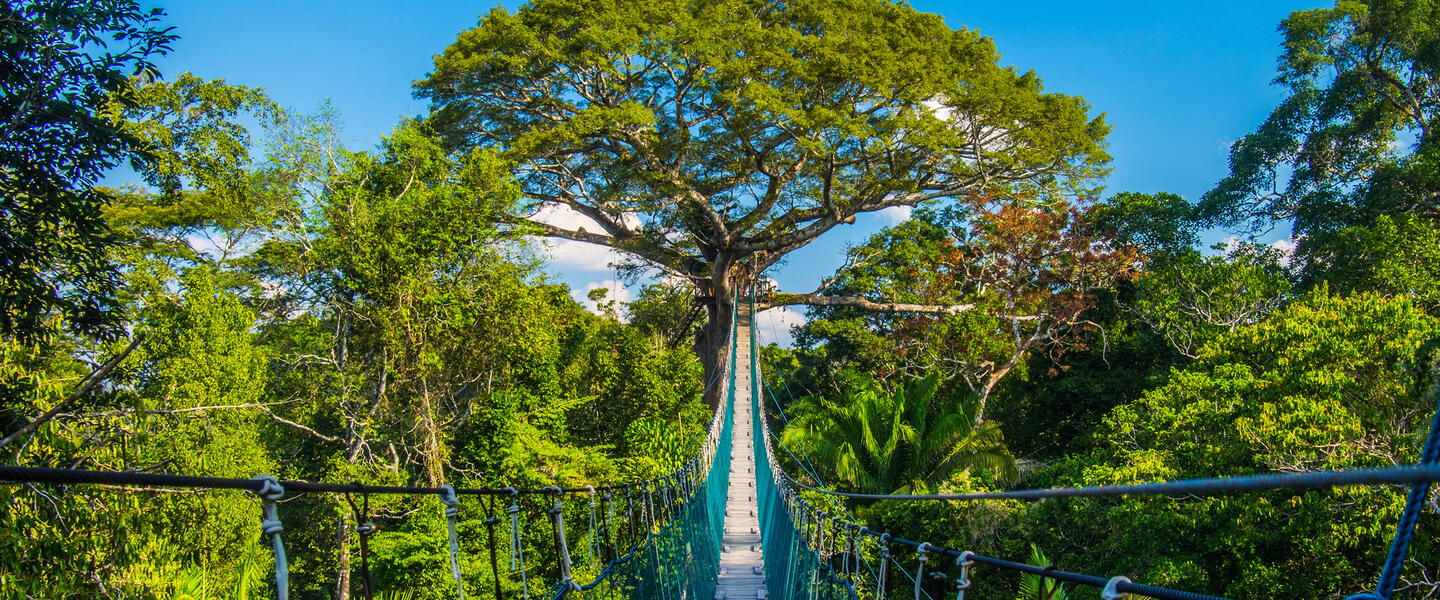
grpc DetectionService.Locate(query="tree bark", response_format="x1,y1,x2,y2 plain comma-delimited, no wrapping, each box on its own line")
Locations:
697,269,736,411
335,513,351,600
760,293,977,315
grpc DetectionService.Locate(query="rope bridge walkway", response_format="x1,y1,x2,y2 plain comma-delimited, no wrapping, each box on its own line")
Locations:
3,288,1440,600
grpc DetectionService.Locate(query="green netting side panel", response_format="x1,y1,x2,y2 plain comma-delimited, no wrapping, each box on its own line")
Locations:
751,292,854,600
559,299,737,599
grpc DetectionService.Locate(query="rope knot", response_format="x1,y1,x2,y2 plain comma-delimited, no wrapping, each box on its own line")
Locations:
438,484,460,518
252,475,284,501
439,484,460,507
261,518,284,537
1101,576,1132,600
955,550,976,594
357,522,377,537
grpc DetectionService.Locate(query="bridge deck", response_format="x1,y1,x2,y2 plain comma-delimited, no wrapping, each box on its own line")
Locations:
717,306,765,599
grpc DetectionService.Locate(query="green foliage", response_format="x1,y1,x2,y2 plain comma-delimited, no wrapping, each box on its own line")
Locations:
2,91,707,598
1129,244,1293,358
789,200,1133,426
0,0,177,343
780,372,1015,494
1030,290,1440,598
1088,191,1198,258
1016,544,1066,600
1304,213,1440,311
989,286,1183,460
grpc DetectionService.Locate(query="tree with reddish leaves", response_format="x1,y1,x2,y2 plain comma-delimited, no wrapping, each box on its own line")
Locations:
789,195,1135,424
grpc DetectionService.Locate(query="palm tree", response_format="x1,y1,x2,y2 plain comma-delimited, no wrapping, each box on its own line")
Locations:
778,371,1016,495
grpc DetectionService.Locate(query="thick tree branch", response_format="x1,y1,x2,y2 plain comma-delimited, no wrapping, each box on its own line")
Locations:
0,335,146,449
760,292,976,315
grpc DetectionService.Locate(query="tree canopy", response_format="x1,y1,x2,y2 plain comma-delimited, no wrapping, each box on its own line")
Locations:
0,0,176,343
416,0,1109,397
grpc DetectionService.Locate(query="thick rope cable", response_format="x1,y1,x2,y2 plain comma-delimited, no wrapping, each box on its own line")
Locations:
781,463,1440,502
1348,378,1440,600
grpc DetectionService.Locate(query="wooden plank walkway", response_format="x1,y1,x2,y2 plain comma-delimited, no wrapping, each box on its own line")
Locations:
716,306,766,599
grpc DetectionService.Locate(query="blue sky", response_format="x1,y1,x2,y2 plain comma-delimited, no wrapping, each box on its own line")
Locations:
148,0,1326,343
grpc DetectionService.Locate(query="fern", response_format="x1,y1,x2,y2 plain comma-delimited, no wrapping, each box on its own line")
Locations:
1016,544,1066,600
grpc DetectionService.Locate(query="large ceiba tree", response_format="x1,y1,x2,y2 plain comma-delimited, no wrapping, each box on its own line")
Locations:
417,0,1109,405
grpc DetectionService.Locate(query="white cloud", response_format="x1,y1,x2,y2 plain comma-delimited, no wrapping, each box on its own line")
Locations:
875,205,913,225
528,205,627,272
575,279,634,320
754,306,806,348
1269,237,1297,267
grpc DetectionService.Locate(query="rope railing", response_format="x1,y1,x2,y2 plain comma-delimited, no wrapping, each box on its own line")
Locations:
0,295,746,600
746,282,1440,600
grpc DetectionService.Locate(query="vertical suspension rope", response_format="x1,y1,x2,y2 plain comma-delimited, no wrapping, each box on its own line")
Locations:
605,491,617,562
506,487,530,600
439,485,465,600
586,486,598,568
346,484,376,600
953,551,974,600
252,475,289,600
480,496,505,600
878,534,892,600
914,543,931,600
545,486,579,592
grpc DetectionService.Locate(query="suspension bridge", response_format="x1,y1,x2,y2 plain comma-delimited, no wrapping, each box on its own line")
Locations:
3,289,1440,600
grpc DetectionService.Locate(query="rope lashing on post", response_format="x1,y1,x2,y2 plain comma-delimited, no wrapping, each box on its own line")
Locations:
346,483,377,600
506,487,530,600
439,485,465,600
953,551,974,600
252,475,289,600
585,486,598,567
914,543,931,600
544,486,580,592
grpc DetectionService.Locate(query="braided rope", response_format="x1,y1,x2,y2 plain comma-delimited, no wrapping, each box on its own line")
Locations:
252,475,288,600
439,485,465,600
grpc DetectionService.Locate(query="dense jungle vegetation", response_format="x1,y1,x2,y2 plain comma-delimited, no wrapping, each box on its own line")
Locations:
3,0,1440,598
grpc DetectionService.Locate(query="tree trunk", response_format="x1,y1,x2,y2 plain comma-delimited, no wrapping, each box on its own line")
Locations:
697,257,739,411
335,513,351,600
698,287,735,411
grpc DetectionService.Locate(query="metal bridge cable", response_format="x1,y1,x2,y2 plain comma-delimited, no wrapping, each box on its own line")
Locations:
783,463,1440,502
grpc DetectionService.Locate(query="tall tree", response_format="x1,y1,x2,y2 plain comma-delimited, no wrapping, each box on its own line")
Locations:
0,0,176,343
416,0,1109,403
1201,0,1439,238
